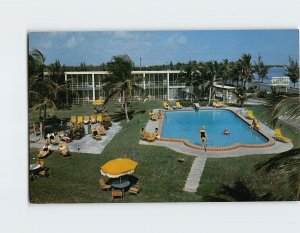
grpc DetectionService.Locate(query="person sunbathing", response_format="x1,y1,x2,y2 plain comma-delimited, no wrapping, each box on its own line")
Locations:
58,144,71,157
58,131,71,143
38,143,51,158
98,123,106,135
158,110,163,119
154,128,160,139
250,118,260,130
92,128,101,140
224,128,230,135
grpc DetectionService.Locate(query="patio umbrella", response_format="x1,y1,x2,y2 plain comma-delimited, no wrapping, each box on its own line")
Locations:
100,158,138,178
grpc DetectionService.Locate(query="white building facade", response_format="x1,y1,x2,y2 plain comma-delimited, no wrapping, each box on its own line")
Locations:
65,71,187,104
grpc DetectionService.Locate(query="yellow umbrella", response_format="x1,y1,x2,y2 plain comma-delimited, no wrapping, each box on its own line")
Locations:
100,158,138,178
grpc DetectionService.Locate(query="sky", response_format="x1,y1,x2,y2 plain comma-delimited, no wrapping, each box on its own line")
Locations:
28,30,299,66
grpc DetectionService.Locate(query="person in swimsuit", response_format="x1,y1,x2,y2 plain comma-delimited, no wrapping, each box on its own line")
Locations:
224,128,230,135
199,126,208,150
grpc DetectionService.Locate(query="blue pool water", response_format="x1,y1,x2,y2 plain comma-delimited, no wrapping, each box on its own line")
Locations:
161,110,268,147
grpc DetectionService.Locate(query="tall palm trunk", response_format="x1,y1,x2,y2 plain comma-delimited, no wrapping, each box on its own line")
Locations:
208,86,212,106
122,90,125,110
190,84,193,103
124,102,129,122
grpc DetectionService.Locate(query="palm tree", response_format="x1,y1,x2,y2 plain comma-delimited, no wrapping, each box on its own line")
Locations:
255,148,300,201
103,55,145,122
179,60,199,102
238,53,254,89
268,95,300,128
202,61,222,106
284,57,299,88
254,55,269,84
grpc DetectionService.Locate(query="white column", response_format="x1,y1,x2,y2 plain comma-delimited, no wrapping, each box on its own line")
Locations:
167,72,170,100
92,73,95,101
143,73,146,89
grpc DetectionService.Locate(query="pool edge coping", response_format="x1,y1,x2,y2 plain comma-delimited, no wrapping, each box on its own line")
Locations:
157,107,275,152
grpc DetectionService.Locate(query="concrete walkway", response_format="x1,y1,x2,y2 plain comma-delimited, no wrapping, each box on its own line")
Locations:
183,156,207,192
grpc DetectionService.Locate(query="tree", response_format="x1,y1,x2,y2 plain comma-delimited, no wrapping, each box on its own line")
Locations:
104,55,145,122
267,95,300,128
284,57,299,88
179,60,199,102
255,148,300,201
237,53,254,89
254,55,269,83
202,61,222,105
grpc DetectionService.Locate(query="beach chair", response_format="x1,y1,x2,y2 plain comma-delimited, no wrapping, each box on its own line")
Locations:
71,116,77,124
129,185,142,197
83,116,90,124
274,129,291,143
36,160,45,167
194,103,200,109
246,111,255,120
176,101,183,109
77,116,83,124
99,178,111,191
96,114,103,123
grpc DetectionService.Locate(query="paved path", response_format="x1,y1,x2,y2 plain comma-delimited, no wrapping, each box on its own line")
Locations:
183,156,207,192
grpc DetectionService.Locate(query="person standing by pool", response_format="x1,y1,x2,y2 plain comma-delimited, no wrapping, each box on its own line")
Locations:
199,125,208,150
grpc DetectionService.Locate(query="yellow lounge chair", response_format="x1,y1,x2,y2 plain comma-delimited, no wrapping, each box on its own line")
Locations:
93,99,105,106
274,129,291,142
96,114,103,122
176,101,182,109
163,101,170,110
71,116,77,124
90,115,97,124
83,116,90,124
77,116,83,124
151,114,159,121
246,110,255,120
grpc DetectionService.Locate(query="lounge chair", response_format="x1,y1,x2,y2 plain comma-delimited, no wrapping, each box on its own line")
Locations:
36,160,45,167
246,110,255,120
151,114,159,121
111,189,123,202
71,116,77,124
99,178,111,191
96,115,103,123
77,116,83,124
274,129,291,143
129,185,142,197
194,103,200,110
38,167,51,179
93,99,105,106
176,101,183,109
38,145,51,158
58,143,71,157
163,101,170,110
83,116,90,124
212,100,225,108
90,115,97,124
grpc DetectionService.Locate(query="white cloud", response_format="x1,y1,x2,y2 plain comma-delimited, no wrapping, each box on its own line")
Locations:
40,40,53,49
65,36,78,48
165,34,188,46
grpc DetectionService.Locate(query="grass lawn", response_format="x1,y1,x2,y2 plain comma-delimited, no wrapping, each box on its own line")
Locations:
29,102,300,202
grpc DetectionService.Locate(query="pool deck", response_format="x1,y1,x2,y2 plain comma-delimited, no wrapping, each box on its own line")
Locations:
29,122,122,154
139,107,293,158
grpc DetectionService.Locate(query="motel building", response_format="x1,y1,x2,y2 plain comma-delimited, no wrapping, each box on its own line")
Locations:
45,70,246,105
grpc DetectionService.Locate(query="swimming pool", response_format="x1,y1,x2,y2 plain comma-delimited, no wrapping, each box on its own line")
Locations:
161,110,269,147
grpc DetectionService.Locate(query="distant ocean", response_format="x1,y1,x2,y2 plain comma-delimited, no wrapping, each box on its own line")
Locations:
254,67,299,87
